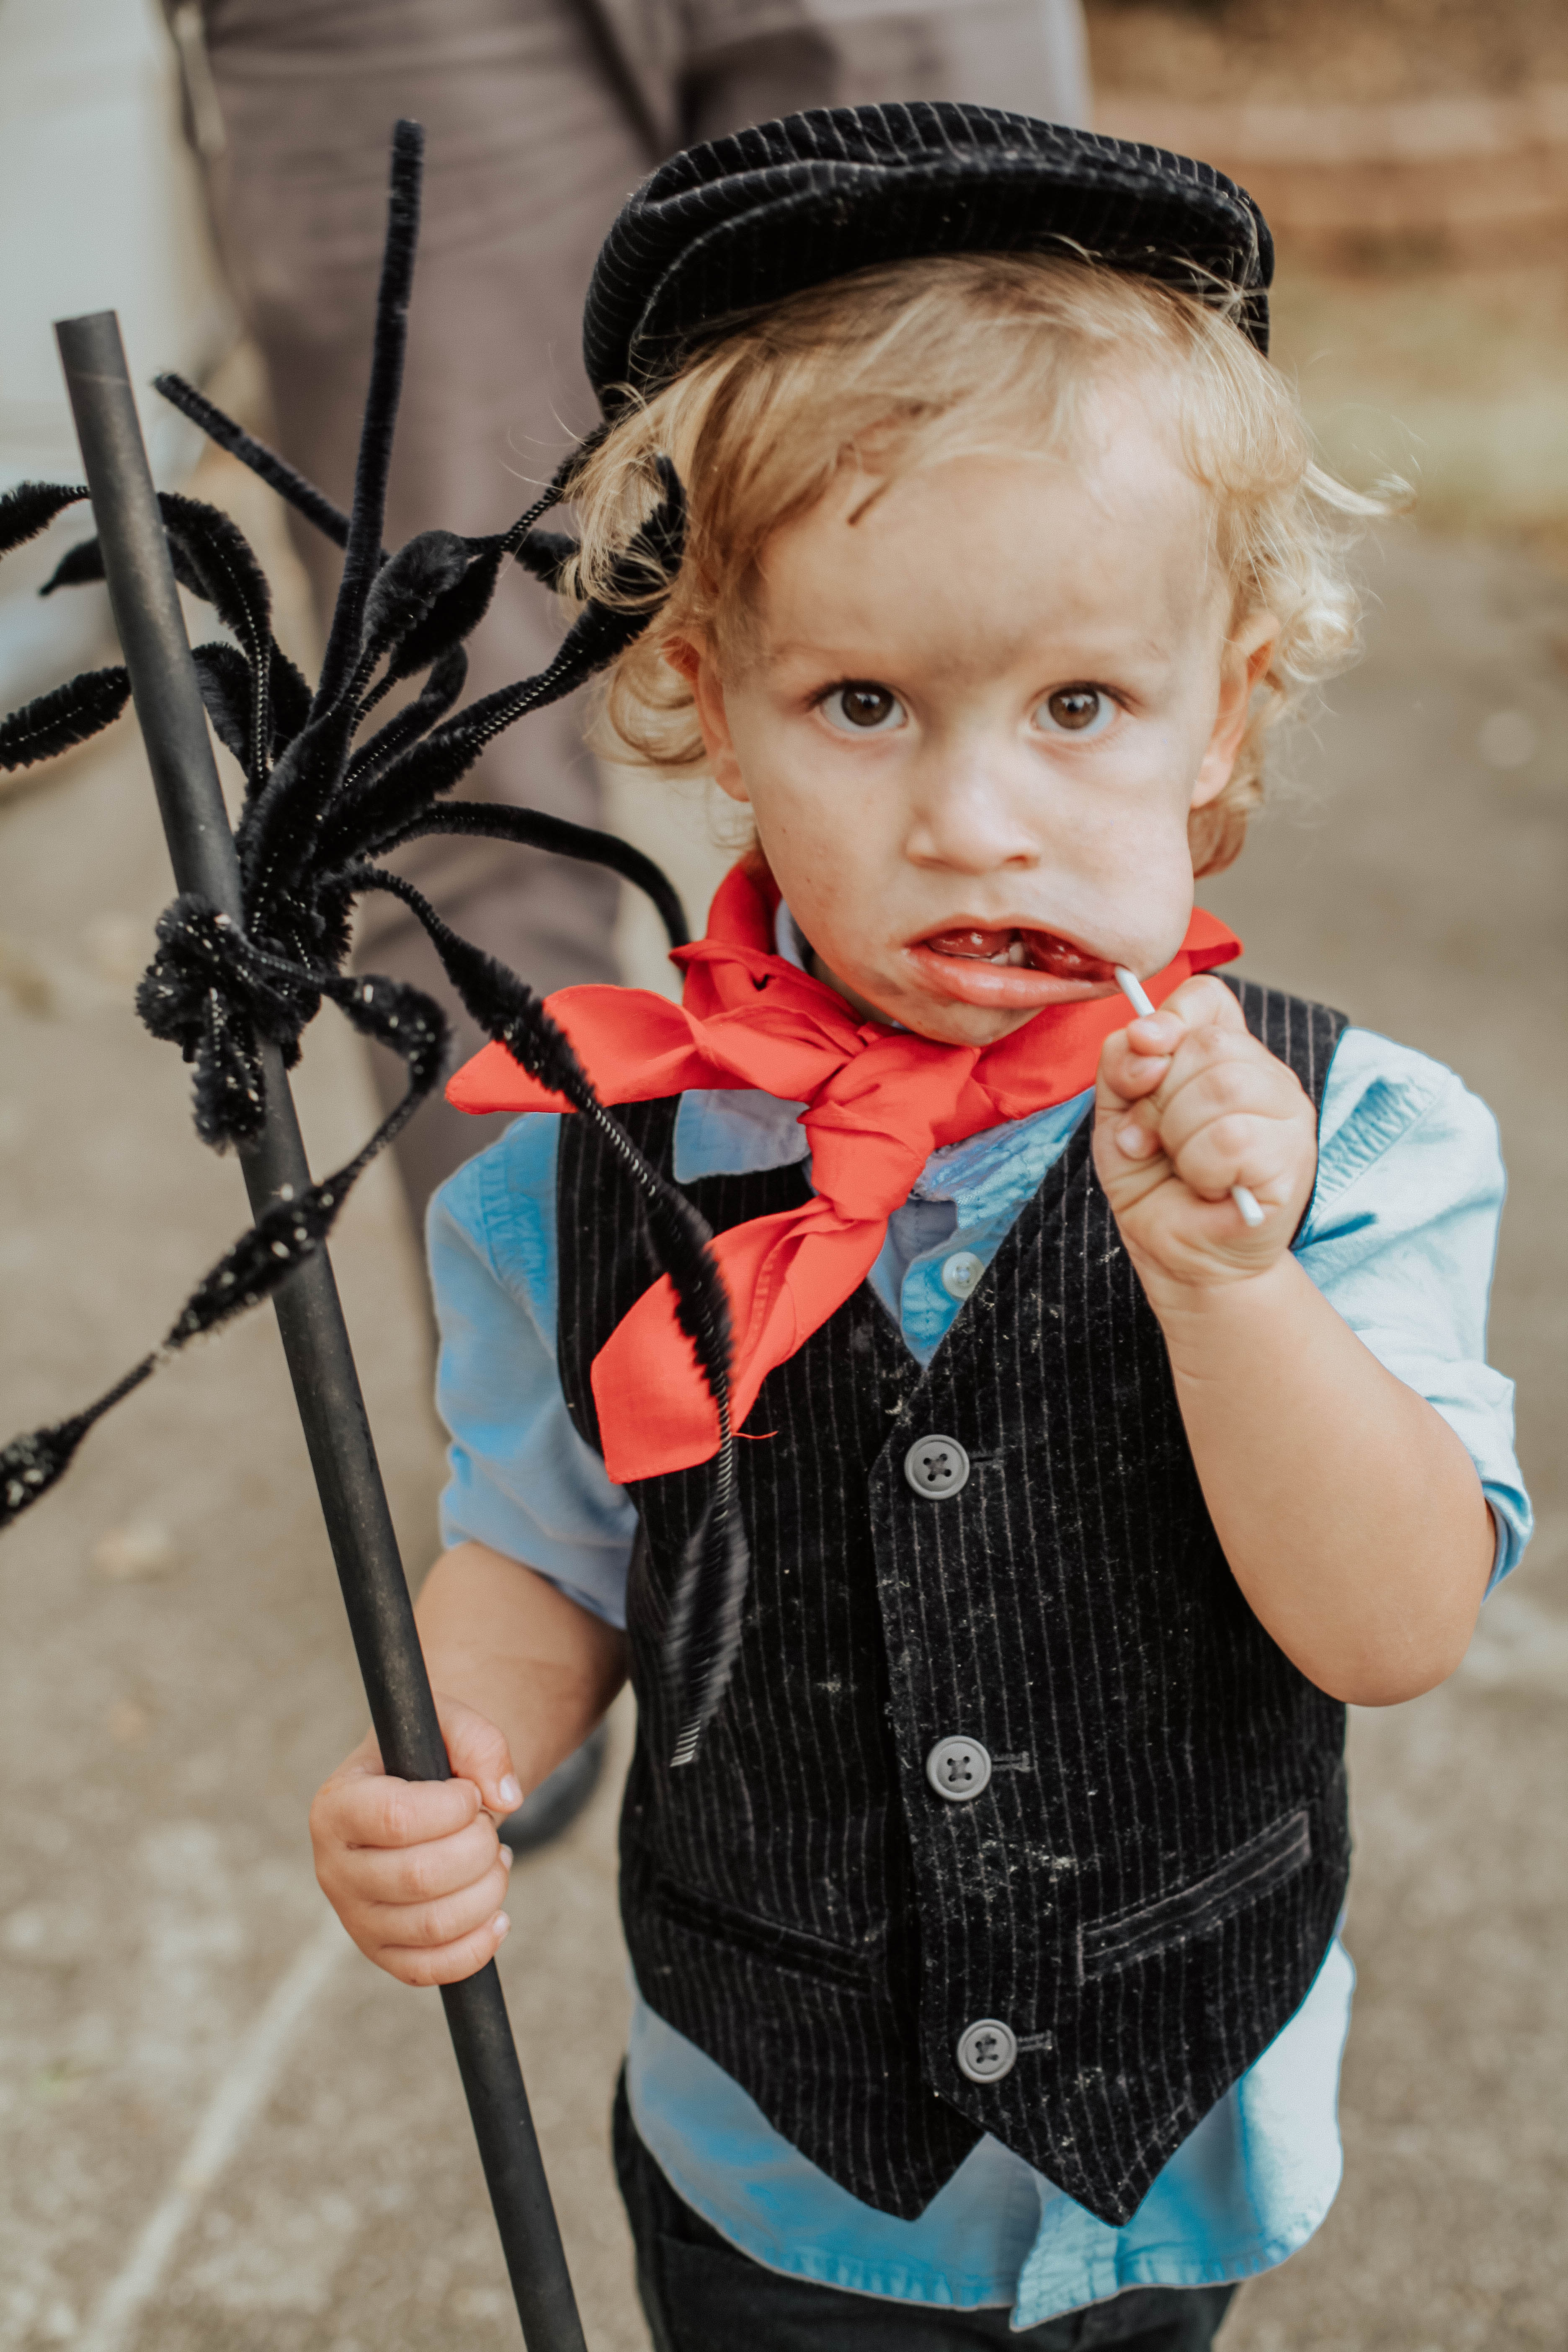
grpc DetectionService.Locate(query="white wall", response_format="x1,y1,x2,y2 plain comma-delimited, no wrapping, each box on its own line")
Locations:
0,0,234,704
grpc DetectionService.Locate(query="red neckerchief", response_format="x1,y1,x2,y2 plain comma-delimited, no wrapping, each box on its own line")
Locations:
449,864,1240,1481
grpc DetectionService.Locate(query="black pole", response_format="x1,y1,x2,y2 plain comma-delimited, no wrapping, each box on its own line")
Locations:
55,309,588,2352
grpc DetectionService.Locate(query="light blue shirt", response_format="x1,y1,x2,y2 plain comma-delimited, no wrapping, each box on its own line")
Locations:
429,1023,1529,2330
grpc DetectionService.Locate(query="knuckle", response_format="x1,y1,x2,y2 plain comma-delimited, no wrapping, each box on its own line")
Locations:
379,1788,419,1844
308,1790,348,1850
333,1910,374,1960
435,1881,491,1938
410,1827,485,1904
401,1844,447,1903
1176,976,1228,1025
1202,1061,1253,1113
384,1784,459,1847
1188,1026,1243,1077
385,1874,427,1921
1205,1112,1255,1162
402,1892,455,1948
467,1717,505,1762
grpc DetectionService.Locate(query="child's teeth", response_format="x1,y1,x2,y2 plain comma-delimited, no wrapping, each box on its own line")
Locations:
1018,930,1116,981
1007,939,1028,965
926,926,1013,961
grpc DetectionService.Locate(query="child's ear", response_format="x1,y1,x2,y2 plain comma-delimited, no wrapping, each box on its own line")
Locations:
665,634,749,802
1190,611,1279,810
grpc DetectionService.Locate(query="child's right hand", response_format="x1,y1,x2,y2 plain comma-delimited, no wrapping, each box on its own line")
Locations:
309,1694,522,1986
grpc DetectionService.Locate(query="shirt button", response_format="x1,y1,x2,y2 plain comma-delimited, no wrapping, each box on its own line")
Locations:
941,1250,984,1300
957,2019,1018,2084
926,1736,993,1803
903,1435,971,1498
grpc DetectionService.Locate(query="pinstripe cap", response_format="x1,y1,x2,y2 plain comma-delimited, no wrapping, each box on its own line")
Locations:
584,102,1273,412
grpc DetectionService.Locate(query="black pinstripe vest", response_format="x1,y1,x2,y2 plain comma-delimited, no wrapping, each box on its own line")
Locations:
557,980,1351,2228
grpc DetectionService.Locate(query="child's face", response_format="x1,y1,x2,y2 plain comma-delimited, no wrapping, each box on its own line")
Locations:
685,377,1277,1047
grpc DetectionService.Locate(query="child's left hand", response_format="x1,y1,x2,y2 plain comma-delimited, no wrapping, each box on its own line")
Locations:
1093,975,1318,1294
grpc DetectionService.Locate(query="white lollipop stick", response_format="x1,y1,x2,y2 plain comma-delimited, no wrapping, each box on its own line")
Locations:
1113,967,1265,1228
1112,964,1156,1019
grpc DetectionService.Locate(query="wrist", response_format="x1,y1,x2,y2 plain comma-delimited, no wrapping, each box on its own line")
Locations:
1135,1248,1302,1367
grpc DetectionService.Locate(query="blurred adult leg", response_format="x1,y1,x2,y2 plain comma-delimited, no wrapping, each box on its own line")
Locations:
198,0,651,1220
682,1,1091,143
194,0,864,1223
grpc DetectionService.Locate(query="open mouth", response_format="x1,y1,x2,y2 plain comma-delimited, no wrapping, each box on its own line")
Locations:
922,926,1114,980
907,923,1121,1011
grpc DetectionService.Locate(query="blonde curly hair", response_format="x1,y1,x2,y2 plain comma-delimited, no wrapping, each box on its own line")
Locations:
564,251,1389,877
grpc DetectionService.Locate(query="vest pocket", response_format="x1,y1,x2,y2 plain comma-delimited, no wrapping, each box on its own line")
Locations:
1077,1808,1311,1983
650,1872,882,1994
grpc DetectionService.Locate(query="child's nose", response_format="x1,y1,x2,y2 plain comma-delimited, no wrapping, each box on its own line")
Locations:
904,754,1039,874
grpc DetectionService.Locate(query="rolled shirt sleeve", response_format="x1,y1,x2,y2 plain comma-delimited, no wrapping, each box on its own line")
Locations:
428,1113,638,1628
1299,1029,1532,1588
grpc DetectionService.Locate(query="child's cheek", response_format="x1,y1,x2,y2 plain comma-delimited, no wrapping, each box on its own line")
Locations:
1048,794,1202,976
743,749,884,916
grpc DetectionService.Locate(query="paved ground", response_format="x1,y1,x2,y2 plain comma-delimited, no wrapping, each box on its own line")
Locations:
0,512,1563,2352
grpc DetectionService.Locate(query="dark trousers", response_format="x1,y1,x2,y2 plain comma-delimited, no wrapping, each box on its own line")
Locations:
612,2079,1236,2352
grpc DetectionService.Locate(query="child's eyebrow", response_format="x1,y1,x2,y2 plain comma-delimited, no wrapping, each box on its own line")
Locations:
762,639,882,671
761,629,1185,680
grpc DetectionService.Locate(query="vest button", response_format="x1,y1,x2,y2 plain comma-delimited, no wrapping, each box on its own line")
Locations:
903,1434,970,1498
940,1249,984,1300
956,2018,1018,2084
926,1736,992,1803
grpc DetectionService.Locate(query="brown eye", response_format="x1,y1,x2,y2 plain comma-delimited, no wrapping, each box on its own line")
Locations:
1039,687,1111,737
823,682,905,734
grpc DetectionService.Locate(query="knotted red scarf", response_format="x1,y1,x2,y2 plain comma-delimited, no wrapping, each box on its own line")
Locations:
449,865,1240,1482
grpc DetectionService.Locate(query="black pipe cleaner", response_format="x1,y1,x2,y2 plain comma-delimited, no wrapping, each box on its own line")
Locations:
0,119,749,1763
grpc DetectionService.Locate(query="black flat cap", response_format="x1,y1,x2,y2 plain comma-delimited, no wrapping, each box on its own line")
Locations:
584,102,1273,412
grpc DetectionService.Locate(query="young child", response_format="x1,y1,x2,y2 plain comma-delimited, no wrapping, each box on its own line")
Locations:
310,111,1530,2348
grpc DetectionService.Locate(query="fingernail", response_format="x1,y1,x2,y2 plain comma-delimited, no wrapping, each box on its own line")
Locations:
498,1842,515,1870
1117,1121,1150,1157
493,1911,511,1941
498,1776,522,1810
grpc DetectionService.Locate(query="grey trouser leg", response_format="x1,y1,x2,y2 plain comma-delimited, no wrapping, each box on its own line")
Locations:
200,0,649,1219
196,0,1089,1228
